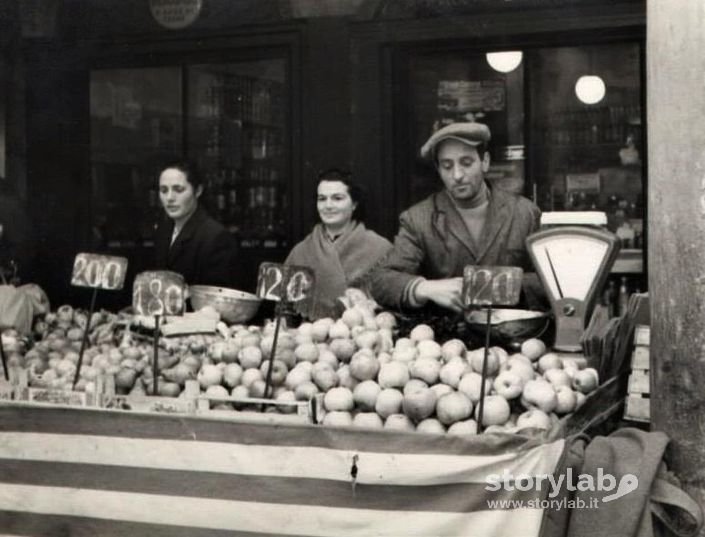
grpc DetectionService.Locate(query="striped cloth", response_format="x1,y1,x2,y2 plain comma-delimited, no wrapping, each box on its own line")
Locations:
0,403,565,537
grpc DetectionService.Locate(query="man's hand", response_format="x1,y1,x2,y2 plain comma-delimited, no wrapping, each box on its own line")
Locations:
415,277,464,313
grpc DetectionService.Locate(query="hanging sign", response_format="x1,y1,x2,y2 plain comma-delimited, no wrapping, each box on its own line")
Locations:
133,271,186,317
463,266,523,308
71,253,128,291
149,0,202,30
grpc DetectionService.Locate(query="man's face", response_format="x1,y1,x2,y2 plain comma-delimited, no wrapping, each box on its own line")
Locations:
436,139,490,205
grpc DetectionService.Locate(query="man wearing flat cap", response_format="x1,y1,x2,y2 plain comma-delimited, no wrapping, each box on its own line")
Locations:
369,122,542,312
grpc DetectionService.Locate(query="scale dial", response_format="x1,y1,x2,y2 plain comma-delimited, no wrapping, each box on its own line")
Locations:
529,234,610,301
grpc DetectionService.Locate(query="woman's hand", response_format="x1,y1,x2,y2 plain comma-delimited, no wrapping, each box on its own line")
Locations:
415,277,464,313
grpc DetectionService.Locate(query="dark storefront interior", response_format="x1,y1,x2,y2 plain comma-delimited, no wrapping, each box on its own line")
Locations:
0,0,645,308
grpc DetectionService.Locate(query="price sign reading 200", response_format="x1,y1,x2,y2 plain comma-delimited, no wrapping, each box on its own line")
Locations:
133,271,186,316
71,253,128,290
257,263,314,303
462,265,523,307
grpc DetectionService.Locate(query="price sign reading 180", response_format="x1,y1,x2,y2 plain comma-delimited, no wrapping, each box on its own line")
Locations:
463,265,523,307
257,263,314,303
71,253,128,290
133,271,186,316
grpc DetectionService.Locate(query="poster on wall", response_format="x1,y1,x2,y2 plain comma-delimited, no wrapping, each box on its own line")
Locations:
437,80,506,115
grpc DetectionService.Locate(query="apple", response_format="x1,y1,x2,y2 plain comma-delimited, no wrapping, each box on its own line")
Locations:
323,411,353,427
543,368,572,389
336,365,357,391
324,387,355,412
402,387,438,422
441,339,466,362
537,353,563,373
260,359,288,386
554,385,578,414
516,408,552,431
457,372,491,404
384,414,415,432
493,370,524,400
521,338,547,362
416,419,446,434
503,356,535,383
439,359,467,389
429,383,454,400
352,412,384,429
469,347,501,376
522,379,558,413
575,391,587,409
403,379,429,396
378,361,410,389
294,381,319,401
353,380,382,411
475,395,511,426
447,419,478,436
312,366,339,392
392,346,417,363
572,368,599,394
409,358,441,385
436,392,473,425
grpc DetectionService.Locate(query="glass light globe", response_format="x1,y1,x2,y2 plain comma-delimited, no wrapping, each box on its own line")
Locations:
575,75,606,105
486,51,523,73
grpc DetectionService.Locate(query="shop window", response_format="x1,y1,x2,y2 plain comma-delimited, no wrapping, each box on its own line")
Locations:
402,40,644,272
90,67,183,249
89,58,291,282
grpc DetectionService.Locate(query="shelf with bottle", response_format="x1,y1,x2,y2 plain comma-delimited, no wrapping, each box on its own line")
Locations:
203,76,285,127
537,104,641,147
600,274,645,319
200,167,289,251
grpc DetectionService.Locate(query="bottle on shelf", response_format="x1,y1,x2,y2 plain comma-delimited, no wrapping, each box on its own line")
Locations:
617,276,630,317
602,279,617,318
226,184,241,236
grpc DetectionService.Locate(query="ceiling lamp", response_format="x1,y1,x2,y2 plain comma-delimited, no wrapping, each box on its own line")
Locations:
575,75,606,105
486,51,523,73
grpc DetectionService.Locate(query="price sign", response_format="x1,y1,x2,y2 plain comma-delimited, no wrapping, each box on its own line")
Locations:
71,253,128,290
257,263,315,303
463,265,523,307
133,271,186,317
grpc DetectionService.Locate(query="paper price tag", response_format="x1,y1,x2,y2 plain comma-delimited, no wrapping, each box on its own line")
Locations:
257,263,314,303
71,253,128,290
133,271,186,317
463,265,523,307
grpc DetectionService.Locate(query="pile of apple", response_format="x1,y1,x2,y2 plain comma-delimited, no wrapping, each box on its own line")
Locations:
166,306,599,435
10,302,601,437
3,305,134,391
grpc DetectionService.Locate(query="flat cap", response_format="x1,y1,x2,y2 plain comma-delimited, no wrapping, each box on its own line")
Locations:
420,122,491,161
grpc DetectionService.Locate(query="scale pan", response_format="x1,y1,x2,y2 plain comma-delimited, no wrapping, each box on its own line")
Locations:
465,308,550,341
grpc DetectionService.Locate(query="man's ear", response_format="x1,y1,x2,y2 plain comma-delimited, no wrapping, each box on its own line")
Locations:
195,185,204,198
481,151,491,173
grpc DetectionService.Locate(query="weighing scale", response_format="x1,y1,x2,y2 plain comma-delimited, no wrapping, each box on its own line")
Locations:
526,211,620,358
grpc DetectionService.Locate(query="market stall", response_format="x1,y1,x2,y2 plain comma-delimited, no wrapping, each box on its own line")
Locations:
0,211,656,536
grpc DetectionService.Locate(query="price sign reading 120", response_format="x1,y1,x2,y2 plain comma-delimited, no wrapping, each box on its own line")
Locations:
257,263,314,303
71,253,128,290
133,271,186,316
463,265,523,307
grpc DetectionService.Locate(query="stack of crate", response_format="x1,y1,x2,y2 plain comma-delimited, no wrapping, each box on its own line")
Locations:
624,324,650,422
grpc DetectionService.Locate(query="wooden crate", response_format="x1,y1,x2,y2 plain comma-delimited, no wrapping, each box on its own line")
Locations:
624,325,650,423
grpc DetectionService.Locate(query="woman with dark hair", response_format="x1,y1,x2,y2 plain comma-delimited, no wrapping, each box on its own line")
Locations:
285,168,392,319
154,159,237,287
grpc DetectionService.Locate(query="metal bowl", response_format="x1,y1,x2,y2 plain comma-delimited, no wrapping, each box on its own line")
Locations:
465,308,550,341
189,285,262,324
